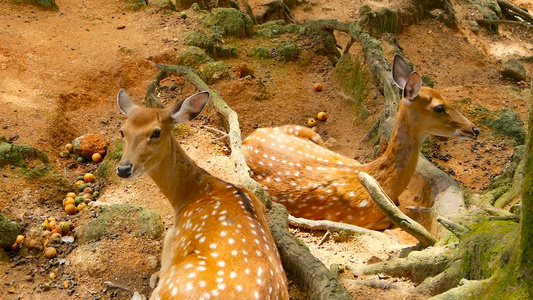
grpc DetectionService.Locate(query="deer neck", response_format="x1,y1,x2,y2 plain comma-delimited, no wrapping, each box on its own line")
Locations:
148,137,211,215
362,105,423,201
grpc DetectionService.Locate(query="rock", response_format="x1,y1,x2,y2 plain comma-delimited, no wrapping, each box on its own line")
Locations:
125,0,147,11
487,108,525,145
0,249,9,265
74,204,164,244
183,29,214,54
201,61,229,84
500,59,527,82
175,46,214,68
7,0,59,10
275,41,300,62
214,44,238,59
236,63,254,78
202,8,253,38
249,46,271,59
0,139,49,167
72,133,110,160
0,214,18,249
148,0,175,10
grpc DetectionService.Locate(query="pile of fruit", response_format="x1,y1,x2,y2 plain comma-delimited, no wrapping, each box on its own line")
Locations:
41,217,76,259
63,173,100,215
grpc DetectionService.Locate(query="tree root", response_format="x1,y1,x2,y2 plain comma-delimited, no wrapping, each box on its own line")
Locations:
359,172,437,247
436,217,470,238
497,0,533,25
288,214,388,241
476,19,533,30
144,64,352,300
352,246,453,285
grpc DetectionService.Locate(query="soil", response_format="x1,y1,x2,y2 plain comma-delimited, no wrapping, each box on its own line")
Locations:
0,0,531,299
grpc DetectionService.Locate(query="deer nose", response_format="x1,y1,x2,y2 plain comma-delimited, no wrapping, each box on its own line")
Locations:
117,164,133,178
472,127,480,138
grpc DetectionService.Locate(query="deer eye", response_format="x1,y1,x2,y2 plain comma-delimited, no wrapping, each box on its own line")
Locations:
119,130,124,138
151,129,162,139
434,105,445,113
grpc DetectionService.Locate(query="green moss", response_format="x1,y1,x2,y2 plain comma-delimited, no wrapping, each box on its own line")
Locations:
201,61,229,84
0,214,18,249
1,0,58,10
421,74,435,88
484,109,525,145
175,46,214,68
368,8,401,36
125,0,147,11
334,54,367,121
275,41,299,62
249,46,271,59
96,139,123,180
183,29,215,55
74,204,164,243
202,8,253,38
214,44,238,59
0,141,48,168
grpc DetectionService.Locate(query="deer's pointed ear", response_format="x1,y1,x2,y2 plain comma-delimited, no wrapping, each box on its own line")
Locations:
169,91,210,125
403,72,422,101
392,55,411,89
117,89,140,116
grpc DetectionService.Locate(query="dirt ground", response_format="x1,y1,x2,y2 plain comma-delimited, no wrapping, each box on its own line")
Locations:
0,0,531,299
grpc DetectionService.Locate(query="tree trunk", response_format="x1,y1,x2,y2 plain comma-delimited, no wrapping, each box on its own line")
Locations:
519,81,533,290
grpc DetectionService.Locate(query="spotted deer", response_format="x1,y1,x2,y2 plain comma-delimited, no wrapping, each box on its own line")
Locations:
116,89,288,300
243,55,480,230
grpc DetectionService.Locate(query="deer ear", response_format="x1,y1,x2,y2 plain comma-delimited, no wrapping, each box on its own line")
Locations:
117,89,140,116
392,55,411,89
403,72,422,101
169,91,210,125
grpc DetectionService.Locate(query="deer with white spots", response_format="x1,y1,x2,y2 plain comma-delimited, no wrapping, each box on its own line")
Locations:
116,89,288,300
243,55,480,230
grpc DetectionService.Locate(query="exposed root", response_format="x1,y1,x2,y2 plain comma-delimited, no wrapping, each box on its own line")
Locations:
359,172,437,247
288,214,388,241
352,246,453,285
436,217,470,238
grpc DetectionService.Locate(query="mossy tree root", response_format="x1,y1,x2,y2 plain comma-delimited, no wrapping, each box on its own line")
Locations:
144,64,352,300
359,172,437,247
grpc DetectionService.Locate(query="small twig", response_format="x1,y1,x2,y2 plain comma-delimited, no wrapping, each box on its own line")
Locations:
201,125,227,136
436,217,470,238
288,214,388,241
406,206,431,213
318,230,332,246
104,281,135,295
358,172,437,247
476,19,533,30
344,278,402,290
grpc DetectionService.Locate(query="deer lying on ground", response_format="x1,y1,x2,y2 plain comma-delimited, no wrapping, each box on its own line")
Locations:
243,55,480,230
116,89,289,299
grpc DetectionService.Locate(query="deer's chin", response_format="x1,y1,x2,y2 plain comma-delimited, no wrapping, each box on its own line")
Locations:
453,130,477,140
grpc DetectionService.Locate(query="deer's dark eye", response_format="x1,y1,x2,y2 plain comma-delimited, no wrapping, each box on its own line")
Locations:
434,105,445,113
119,130,124,138
151,129,161,139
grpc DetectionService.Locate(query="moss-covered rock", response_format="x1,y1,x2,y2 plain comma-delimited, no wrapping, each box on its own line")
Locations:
125,0,147,11
275,41,299,62
202,8,253,38
2,0,58,10
148,0,175,10
0,140,48,168
183,29,214,55
485,108,525,145
214,44,238,59
175,46,214,67
201,61,229,84
500,59,527,82
249,46,271,59
75,204,164,244
253,20,287,38
0,214,18,249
